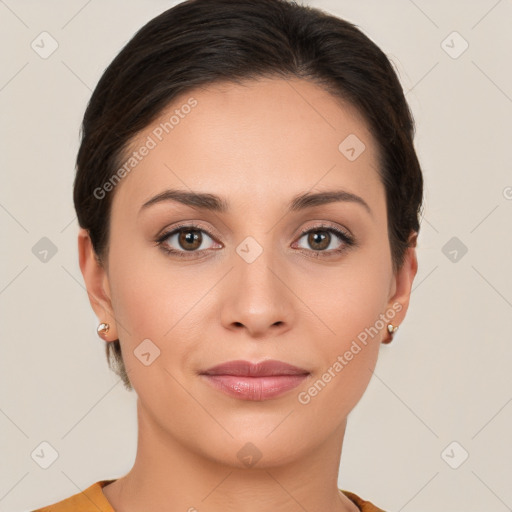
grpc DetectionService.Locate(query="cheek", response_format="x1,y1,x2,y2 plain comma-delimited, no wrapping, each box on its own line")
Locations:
295,249,391,410
107,244,209,380
108,229,200,336
295,293,384,427
109,259,168,340
304,248,391,349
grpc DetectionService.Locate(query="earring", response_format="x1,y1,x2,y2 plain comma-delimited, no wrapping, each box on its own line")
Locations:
383,323,399,344
387,324,398,334
97,322,110,338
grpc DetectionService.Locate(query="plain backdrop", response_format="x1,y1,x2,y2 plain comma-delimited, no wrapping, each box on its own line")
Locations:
1,1,511,511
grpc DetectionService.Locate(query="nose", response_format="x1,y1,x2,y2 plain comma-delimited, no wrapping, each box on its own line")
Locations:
220,243,294,338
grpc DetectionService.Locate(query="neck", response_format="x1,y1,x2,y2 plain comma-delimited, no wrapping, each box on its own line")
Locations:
102,397,359,512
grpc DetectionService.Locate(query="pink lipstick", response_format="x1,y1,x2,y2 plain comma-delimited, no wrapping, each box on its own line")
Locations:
200,359,310,401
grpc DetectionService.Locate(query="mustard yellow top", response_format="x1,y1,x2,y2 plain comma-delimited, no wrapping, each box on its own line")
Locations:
32,479,386,512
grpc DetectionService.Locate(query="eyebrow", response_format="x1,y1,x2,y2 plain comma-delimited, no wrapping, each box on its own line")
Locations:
139,188,372,217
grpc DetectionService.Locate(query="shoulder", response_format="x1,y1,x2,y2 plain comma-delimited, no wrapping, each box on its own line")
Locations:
32,480,116,512
340,489,388,512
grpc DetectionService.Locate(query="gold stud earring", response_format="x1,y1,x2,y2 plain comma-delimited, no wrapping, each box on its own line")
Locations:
383,323,399,344
97,322,110,338
387,324,398,334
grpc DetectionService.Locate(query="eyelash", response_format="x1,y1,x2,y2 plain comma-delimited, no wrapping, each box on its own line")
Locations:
155,222,356,259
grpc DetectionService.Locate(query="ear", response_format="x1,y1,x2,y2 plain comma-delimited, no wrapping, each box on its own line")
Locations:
384,232,419,336
78,228,118,342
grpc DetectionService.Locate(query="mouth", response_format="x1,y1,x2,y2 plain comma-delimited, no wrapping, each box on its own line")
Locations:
200,359,310,401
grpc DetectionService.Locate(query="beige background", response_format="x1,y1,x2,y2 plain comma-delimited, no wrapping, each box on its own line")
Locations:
1,1,511,511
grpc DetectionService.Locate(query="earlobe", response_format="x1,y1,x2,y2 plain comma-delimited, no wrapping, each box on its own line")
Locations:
77,228,118,341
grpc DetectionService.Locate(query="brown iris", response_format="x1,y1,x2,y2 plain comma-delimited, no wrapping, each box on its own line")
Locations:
178,229,202,251
308,230,330,251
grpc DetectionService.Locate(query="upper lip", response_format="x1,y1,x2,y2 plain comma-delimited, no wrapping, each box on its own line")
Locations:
201,359,310,377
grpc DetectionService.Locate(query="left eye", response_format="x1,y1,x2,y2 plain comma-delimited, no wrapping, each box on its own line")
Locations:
294,227,351,253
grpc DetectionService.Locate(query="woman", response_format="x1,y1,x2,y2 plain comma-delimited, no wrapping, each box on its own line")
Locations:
33,0,423,510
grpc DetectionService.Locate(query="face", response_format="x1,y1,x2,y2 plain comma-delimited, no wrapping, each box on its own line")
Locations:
82,77,416,467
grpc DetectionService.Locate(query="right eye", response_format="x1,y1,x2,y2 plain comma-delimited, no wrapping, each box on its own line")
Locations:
156,223,222,258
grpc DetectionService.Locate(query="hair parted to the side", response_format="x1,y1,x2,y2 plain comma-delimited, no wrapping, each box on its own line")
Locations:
74,0,424,391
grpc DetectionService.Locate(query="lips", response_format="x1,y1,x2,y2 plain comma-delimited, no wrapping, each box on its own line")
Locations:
200,359,310,377
200,360,310,401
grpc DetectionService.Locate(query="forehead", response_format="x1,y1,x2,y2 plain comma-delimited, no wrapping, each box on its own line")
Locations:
111,77,383,218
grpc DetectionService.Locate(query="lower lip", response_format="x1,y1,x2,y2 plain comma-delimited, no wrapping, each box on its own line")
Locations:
200,374,309,401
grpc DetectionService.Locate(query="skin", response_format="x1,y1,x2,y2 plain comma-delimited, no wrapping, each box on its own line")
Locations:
79,77,418,512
